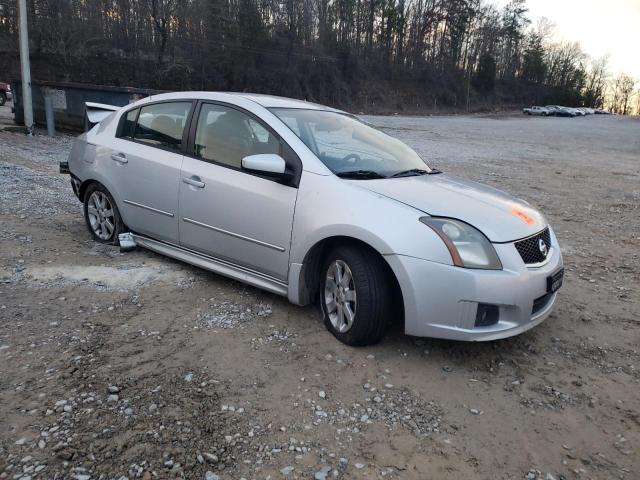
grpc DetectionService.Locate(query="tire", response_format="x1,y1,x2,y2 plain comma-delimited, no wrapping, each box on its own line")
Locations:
83,183,125,245
320,245,392,346
0,93,6,106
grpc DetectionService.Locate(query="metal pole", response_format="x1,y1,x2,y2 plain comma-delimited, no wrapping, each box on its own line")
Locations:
44,95,55,136
18,0,33,136
466,66,471,113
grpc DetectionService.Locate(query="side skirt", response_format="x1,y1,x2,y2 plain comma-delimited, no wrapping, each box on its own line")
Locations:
130,234,289,296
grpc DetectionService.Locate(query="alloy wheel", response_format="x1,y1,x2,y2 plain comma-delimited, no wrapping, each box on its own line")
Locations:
87,191,115,240
324,259,357,333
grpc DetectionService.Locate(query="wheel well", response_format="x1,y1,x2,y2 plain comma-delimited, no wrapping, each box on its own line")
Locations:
78,179,101,202
300,236,404,320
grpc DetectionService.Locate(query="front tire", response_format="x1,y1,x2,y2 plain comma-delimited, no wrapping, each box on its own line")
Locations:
83,183,125,245
320,246,392,346
0,93,6,106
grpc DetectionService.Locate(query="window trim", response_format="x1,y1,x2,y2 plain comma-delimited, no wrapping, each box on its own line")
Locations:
115,99,196,155
185,100,302,188
117,106,141,140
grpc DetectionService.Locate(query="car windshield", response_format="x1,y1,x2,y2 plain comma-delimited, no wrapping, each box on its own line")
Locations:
270,108,431,178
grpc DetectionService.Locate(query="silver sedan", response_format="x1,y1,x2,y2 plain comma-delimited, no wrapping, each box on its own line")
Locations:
63,92,563,345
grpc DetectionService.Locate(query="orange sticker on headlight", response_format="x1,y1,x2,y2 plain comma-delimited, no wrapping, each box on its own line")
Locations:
511,206,535,225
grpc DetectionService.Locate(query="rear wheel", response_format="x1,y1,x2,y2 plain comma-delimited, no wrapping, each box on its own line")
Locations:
320,246,392,346
83,183,125,245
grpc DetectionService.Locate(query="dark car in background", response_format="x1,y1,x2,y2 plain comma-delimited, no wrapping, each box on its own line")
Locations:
0,82,12,106
545,105,576,117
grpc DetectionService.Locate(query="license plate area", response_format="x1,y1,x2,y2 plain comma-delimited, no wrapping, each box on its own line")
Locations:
547,268,564,294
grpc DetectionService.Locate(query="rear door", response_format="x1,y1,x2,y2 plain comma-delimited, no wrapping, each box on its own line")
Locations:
108,101,193,244
178,102,299,280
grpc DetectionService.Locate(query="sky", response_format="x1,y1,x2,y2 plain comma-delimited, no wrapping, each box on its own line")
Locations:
494,0,640,79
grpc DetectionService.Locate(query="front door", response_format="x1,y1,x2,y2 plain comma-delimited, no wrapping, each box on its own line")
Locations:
108,101,193,243
178,103,299,281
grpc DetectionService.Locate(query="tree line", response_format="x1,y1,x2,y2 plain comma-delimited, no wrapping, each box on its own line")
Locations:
0,0,637,114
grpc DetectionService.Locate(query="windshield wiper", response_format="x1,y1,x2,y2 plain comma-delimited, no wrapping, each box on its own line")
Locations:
335,170,387,179
389,168,430,178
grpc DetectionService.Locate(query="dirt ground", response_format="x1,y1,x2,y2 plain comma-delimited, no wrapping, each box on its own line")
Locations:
1,104,638,480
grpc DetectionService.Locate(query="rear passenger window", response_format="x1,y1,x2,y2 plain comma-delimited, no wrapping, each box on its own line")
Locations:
120,108,139,139
133,102,192,150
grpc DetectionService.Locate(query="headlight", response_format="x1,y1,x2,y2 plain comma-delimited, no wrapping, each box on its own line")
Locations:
420,217,502,270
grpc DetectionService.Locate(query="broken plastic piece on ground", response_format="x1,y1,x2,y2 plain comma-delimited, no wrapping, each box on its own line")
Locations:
118,232,136,252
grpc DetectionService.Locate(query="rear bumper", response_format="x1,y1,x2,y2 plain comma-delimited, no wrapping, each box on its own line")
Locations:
386,229,563,341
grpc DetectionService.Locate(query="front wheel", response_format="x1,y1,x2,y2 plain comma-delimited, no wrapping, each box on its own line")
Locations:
320,246,392,346
0,93,6,106
83,183,125,245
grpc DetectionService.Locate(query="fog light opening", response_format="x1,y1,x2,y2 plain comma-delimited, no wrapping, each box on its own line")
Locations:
475,304,499,327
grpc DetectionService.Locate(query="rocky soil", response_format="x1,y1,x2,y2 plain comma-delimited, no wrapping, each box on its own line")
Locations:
1,105,638,479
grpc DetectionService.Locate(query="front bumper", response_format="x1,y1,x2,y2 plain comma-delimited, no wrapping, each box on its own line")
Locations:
386,229,563,341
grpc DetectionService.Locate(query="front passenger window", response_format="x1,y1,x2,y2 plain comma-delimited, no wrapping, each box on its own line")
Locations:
133,102,192,151
194,104,280,169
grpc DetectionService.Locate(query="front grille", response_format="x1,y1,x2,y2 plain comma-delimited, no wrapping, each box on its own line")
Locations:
514,228,551,264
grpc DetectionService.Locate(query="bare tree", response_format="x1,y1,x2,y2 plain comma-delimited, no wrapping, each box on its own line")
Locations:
610,73,636,114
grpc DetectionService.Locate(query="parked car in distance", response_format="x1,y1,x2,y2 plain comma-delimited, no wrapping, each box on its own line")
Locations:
545,105,576,117
62,92,563,346
0,82,12,106
523,106,550,116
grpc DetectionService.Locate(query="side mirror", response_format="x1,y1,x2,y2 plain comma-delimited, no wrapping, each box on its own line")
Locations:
242,154,286,176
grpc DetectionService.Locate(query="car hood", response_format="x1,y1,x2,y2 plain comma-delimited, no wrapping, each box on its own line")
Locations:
354,174,547,242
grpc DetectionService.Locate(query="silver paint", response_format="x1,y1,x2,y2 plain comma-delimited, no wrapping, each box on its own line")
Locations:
67,92,564,342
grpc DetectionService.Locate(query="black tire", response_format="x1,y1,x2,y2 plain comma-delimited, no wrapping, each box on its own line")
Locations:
83,183,125,245
320,245,392,346
0,93,6,106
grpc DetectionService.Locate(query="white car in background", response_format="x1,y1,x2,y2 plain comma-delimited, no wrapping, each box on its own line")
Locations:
545,106,576,117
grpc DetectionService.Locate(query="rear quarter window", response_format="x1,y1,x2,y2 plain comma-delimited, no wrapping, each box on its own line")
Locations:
119,108,139,139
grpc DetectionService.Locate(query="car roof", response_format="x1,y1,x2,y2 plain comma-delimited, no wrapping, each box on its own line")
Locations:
143,91,344,113
230,93,344,111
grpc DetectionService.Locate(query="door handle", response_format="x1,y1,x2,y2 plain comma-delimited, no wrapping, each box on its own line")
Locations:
182,176,205,188
110,153,128,164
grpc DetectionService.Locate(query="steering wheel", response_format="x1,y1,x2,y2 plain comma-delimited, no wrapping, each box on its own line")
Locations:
341,153,362,165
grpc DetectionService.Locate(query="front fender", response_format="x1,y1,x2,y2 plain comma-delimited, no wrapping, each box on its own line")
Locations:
290,172,454,265
287,172,455,304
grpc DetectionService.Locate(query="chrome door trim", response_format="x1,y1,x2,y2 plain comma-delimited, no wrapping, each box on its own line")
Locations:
130,233,288,296
123,200,174,218
182,217,286,252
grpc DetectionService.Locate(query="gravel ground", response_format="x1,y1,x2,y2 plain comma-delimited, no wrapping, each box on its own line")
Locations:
1,104,639,480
